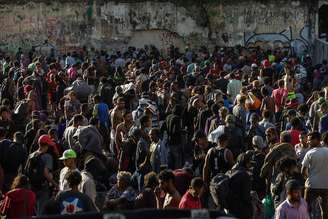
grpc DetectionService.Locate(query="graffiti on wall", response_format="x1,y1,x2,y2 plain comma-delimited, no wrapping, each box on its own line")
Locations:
244,25,310,55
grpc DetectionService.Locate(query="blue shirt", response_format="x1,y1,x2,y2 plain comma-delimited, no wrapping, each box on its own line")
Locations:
319,114,328,134
93,103,109,127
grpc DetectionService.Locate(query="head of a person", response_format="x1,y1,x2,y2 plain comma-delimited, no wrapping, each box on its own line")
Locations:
73,114,84,127
123,111,133,123
320,101,328,115
117,171,131,190
38,134,56,152
225,114,235,127
193,130,208,148
266,127,277,144
286,180,302,203
11,175,30,190
68,91,77,101
299,131,308,146
149,128,161,143
236,152,252,169
158,170,176,193
13,132,24,144
144,172,159,190
59,149,77,169
262,110,271,120
190,177,204,198
278,79,284,88
287,109,297,121
139,115,151,129
252,135,266,150
280,131,292,144
307,131,321,148
279,158,298,175
66,170,82,189
237,95,246,106
218,133,229,148
250,113,260,126
93,94,101,104
116,97,125,110
290,117,301,130
0,106,10,121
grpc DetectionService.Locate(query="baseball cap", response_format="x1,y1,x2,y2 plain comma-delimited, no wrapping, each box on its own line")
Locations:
38,135,56,147
59,149,77,160
285,179,302,192
252,136,267,149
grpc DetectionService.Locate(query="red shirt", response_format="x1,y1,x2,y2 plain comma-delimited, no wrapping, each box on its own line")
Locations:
271,88,287,112
179,191,202,209
3,188,36,218
289,129,301,146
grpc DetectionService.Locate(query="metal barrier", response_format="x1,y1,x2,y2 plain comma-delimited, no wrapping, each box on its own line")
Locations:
35,209,231,219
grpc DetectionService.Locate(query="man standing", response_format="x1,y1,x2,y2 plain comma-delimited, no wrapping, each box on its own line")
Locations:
110,97,126,157
155,170,181,209
59,149,78,191
302,131,328,219
275,180,310,219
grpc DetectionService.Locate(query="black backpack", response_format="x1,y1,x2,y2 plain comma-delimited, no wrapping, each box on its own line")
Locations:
210,173,231,209
24,152,46,189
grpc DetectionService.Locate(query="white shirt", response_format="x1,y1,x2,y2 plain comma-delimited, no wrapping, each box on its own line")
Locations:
302,147,328,189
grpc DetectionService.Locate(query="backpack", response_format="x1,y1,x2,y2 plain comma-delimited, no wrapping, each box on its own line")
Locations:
209,173,231,209
24,152,46,190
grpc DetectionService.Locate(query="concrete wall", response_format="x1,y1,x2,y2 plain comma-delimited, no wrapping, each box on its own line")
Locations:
0,0,317,55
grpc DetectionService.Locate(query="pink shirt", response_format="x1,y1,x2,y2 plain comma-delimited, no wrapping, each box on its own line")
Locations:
275,198,309,219
67,67,77,81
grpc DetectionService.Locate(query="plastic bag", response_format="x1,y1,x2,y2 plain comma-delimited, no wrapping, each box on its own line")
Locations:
262,195,274,219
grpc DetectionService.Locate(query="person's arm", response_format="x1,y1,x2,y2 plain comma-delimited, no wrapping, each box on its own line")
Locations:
44,167,57,187
301,153,310,178
115,124,123,150
226,149,235,168
203,149,212,187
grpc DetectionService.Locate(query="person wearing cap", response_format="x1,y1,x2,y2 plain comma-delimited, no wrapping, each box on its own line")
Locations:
275,180,309,219
59,149,78,191
27,134,58,215
227,152,253,219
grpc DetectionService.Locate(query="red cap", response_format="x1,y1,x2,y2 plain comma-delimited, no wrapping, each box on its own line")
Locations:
263,59,270,68
38,135,56,147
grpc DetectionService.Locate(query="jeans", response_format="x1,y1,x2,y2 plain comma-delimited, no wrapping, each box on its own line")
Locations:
35,186,50,215
168,144,183,170
304,187,328,219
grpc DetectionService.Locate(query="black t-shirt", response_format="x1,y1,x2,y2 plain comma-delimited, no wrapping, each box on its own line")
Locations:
55,190,97,215
0,141,27,174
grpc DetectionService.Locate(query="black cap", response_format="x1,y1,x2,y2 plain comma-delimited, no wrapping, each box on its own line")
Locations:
285,179,302,192
192,130,207,142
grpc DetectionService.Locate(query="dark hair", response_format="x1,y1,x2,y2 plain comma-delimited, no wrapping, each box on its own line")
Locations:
211,104,220,115
322,131,328,144
278,158,297,172
280,131,292,143
290,117,301,128
158,170,175,183
73,114,84,125
278,79,284,88
66,170,82,187
139,115,150,127
307,131,321,141
261,87,269,96
0,106,9,114
191,177,204,189
262,110,271,119
93,94,101,103
218,133,228,143
89,117,99,126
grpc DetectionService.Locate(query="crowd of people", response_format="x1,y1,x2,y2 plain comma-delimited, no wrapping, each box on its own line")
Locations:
0,44,327,219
